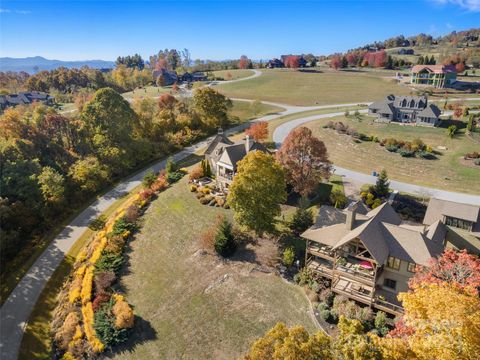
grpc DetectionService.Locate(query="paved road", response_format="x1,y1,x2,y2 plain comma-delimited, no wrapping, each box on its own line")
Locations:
272,110,480,206
3,76,480,358
2,98,360,359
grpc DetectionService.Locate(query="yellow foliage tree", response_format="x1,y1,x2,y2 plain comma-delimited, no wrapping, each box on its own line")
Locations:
243,322,331,360
112,297,135,329
398,283,480,360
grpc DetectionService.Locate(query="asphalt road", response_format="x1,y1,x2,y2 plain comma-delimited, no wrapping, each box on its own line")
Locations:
2,69,479,358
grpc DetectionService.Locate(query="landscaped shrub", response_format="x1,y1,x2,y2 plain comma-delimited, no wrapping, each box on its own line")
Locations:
54,312,80,350
94,270,116,293
139,188,155,201
142,170,157,188
374,311,389,336
398,149,415,157
417,151,436,159
289,206,314,234
371,198,382,209
317,302,329,312
189,184,198,192
124,205,140,223
330,188,347,208
385,145,398,152
332,295,357,320
95,252,123,274
196,192,205,199
294,267,315,286
319,309,331,321
318,289,334,307
199,197,210,205
93,300,128,346
214,217,236,257
167,171,184,183
104,235,126,255
475,159,480,166
92,292,111,312
111,217,136,237
189,165,204,181
282,246,295,267
112,295,134,329
215,196,225,207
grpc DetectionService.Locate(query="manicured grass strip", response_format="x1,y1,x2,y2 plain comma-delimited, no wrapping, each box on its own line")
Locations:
211,69,254,80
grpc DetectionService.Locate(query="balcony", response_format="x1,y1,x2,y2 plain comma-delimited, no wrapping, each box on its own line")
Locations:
307,243,335,260
306,257,333,278
334,256,376,286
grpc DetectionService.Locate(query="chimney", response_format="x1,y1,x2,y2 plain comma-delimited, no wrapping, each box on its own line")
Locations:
245,135,251,153
346,201,359,230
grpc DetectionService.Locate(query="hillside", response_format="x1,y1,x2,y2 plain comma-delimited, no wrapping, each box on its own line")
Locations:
0,56,115,73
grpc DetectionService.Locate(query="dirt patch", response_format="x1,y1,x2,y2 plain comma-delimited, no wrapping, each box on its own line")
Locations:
458,156,480,168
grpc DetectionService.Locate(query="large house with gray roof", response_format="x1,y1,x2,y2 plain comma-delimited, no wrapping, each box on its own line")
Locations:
0,91,54,111
423,198,480,255
368,94,441,127
302,201,445,316
204,129,268,192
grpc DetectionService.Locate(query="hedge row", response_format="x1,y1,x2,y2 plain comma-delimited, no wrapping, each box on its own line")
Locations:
51,171,177,359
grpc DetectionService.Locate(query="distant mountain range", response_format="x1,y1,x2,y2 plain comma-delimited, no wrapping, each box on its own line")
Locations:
0,56,115,73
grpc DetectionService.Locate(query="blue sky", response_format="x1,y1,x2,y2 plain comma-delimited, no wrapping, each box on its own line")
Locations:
0,0,479,61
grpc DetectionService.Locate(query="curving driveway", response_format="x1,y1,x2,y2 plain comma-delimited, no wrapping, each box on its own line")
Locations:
272,110,480,205
2,79,480,358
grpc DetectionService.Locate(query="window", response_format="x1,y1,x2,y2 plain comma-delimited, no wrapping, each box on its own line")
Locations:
445,216,472,231
407,262,416,273
384,278,397,290
387,256,400,270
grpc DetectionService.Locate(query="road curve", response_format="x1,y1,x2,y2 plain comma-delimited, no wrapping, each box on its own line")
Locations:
272,110,480,206
2,92,480,359
0,99,350,359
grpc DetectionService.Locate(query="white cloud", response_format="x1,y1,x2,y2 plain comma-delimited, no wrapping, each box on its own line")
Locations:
433,0,480,12
446,22,453,28
0,8,31,14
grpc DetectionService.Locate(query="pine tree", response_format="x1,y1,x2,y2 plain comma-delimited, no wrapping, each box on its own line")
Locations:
375,169,390,198
214,217,236,257
417,56,424,65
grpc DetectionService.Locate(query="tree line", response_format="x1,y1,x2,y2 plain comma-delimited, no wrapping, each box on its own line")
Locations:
0,86,232,274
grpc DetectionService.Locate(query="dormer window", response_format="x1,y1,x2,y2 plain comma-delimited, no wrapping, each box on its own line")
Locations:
410,100,415,108
401,99,407,107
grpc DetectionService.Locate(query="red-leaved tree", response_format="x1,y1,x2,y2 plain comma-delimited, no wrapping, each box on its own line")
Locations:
284,56,300,69
408,249,480,293
155,58,168,70
158,93,177,111
239,55,250,69
330,55,342,70
245,121,268,142
276,127,331,197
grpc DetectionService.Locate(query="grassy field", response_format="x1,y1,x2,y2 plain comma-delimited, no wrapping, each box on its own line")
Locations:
108,176,315,360
216,68,412,106
229,100,284,123
212,69,254,80
302,115,480,194
122,85,172,100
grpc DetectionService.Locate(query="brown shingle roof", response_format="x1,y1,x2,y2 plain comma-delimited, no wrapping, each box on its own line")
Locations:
424,198,480,225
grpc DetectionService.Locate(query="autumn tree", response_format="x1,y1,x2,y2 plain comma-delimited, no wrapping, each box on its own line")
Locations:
193,87,232,129
245,121,268,142
69,156,110,194
396,282,480,360
243,322,332,360
38,166,65,204
227,151,286,236
284,55,300,69
239,55,252,69
276,127,331,197
330,55,342,70
408,249,480,292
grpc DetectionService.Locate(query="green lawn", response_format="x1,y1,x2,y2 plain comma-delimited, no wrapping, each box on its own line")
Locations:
216,68,412,106
229,100,284,123
212,69,254,80
303,115,480,194
122,85,172,100
108,176,315,359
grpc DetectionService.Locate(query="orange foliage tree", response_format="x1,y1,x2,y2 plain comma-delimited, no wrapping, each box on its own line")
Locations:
245,121,268,142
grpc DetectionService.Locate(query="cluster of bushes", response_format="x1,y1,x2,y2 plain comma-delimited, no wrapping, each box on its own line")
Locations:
380,137,435,159
200,215,237,257
360,170,390,210
392,194,427,222
464,151,480,166
323,121,379,143
51,170,170,359
316,294,390,336
190,183,229,208
294,268,391,336
189,159,212,181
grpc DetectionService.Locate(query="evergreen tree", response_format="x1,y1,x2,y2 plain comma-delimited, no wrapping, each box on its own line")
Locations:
165,156,177,175
214,217,236,257
375,169,390,198
417,56,424,65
